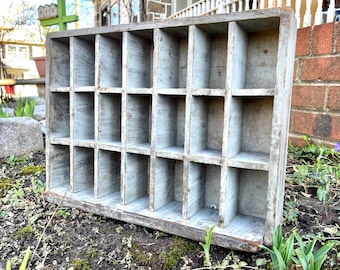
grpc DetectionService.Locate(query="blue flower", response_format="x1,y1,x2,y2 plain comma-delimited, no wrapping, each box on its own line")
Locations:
335,142,340,152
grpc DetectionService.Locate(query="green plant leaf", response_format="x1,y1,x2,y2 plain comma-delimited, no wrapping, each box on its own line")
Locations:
273,247,286,270
314,242,335,270
0,107,9,118
23,98,36,117
295,249,308,270
14,98,23,117
19,247,30,270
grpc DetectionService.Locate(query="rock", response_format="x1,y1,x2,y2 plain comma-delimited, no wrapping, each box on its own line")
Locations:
33,98,46,121
0,117,44,158
2,108,14,117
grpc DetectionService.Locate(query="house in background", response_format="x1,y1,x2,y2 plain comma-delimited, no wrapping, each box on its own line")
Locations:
93,0,340,28
1,25,45,96
93,0,172,26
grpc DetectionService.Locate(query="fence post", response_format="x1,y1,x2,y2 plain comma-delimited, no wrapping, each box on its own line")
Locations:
327,0,336,23
295,0,301,28
303,0,312,27
217,0,226,13
315,0,323,25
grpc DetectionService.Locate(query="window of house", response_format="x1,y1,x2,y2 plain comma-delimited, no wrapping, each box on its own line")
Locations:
101,5,110,26
111,3,119,25
5,45,29,60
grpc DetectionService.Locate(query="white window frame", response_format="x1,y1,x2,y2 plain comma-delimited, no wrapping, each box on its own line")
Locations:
5,44,29,60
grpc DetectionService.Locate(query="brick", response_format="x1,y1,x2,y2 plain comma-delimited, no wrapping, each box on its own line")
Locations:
312,23,334,55
295,26,311,56
313,114,332,137
288,135,306,147
336,21,340,52
292,111,315,135
331,115,340,140
300,56,340,81
327,86,340,111
291,85,325,109
293,59,298,81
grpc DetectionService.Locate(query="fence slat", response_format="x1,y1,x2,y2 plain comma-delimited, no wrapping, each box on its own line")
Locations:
327,0,336,23
169,0,333,29
303,0,312,27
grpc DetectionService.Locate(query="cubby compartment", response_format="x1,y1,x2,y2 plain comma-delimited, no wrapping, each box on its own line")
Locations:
98,93,121,145
222,168,267,225
229,22,279,89
125,31,153,88
156,95,185,156
96,150,121,198
152,158,183,211
74,92,95,141
156,28,188,89
72,36,95,87
122,153,149,205
228,97,273,169
72,147,94,193
49,92,70,140
190,96,224,159
184,162,220,221
191,25,228,89
49,37,70,88
47,144,70,189
126,94,151,150
98,34,122,88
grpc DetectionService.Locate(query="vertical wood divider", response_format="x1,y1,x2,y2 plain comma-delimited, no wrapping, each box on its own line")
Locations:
120,32,128,205
94,34,100,199
69,36,75,193
182,25,195,220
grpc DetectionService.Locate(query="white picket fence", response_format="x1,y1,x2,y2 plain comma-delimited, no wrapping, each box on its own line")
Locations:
170,0,338,28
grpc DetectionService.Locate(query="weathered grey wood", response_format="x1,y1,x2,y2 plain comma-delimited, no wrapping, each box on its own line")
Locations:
126,32,153,88
232,88,275,96
123,154,149,204
245,30,279,89
46,9,296,250
152,158,176,210
71,36,95,87
73,92,95,140
238,169,268,219
45,187,264,252
264,10,297,244
97,34,122,88
228,152,270,171
219,167,239,226
71,147,94,192
192,26,211,88
209,34,228,89
96,150,120,198
49,92,70,138
47,144,70,189
48,38,70,88
126,95,151,145
156,95,185,150
156,28,188,88
241,97,273,153
186,162,205,219
190,97,224,153
98,93,121,143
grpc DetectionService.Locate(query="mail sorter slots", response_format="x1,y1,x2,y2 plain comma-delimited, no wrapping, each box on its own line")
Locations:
46,9,296,252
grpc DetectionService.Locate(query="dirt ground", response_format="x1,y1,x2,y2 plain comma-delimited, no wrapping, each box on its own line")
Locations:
0,151,339,269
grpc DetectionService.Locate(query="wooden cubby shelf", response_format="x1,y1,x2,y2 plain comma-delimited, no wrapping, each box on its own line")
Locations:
45,9,296,252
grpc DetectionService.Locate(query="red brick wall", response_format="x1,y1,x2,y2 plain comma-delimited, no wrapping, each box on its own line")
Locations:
290,22,340,147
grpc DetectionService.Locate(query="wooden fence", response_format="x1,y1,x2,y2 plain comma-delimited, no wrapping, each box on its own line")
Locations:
170,0,339,28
